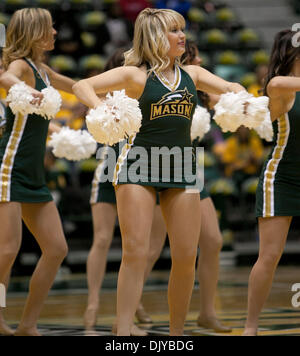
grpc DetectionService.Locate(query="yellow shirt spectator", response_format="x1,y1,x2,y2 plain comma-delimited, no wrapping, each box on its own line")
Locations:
0,88,6,100
55,91,86,130
217,127,264,177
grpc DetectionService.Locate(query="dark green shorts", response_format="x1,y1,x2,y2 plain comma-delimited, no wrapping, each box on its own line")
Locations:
90,178,161,205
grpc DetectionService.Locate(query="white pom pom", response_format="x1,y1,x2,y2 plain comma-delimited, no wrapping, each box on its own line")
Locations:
254,111,274,142
6,82,36,116
49,127,97,161
213,91,270,134
86,90,142,145
38,87,62,120
213,91,251,132
191,105,211,141
86,104,123,146
243,96,269,129
6,82,62,120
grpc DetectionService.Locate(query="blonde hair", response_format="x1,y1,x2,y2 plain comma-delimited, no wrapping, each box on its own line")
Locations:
3,8,53,69
124,8,185,75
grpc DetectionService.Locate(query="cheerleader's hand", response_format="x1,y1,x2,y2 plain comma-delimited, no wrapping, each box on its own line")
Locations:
243,101,250,115
29,88,44,106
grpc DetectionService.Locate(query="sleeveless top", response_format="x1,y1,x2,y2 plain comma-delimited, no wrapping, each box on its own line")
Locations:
0,58,53,202
256,92,300,217
135,64,198,149
113,65,199,188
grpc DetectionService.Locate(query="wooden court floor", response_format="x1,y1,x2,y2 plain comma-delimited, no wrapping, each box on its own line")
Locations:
2,265,300,336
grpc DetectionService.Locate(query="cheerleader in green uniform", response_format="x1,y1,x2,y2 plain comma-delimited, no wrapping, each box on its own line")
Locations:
0,8,75,336
85,50,167,335
244,30,300,336
182,41,231,333
73,8,245,336
88,149,167,335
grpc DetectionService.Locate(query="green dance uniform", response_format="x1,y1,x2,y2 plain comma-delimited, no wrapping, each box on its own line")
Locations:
91,145,160,204
256,92,300,217
90,146,117,205
113,65,199,190
0,59,53,203
194,95,210,201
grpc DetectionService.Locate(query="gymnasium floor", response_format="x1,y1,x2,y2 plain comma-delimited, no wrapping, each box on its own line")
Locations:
2,265,300,336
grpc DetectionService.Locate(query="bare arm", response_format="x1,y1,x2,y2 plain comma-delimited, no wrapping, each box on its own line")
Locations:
186,65,245,95
48,121,62,134
0,60,43,103
72,66,145,108
267,76,300,97
42,64,76,94
0,60,29,90
207,93,220,109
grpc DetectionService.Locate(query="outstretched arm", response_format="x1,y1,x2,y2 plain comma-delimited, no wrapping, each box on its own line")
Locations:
42,64,76,94
267,76,300,97
0,60,43,104
72,66,145,108
48,122,62,135
186,65,246,95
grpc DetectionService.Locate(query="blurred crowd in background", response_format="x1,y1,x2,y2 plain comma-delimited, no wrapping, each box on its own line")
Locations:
1,0,300,273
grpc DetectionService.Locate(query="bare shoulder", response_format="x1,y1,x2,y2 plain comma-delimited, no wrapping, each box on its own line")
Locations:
123,65,147,80
4,59,34,84
182,64,213,84
267,75,300,97
7,59,30,74
40,63,52,74
267,77,284,97
267,78,295,120
182,65,198,82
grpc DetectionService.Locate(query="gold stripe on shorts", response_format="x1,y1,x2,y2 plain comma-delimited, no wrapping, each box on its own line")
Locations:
113,136,135,186
263,114,289,217
0,113,27,202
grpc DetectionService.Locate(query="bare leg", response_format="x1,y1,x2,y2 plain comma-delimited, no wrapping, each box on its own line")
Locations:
136,205,167,323
243,216,292,336
197,197,231,332
160,189,201,336
84,203,117,330
115,184,156,335
0,273,14,335
14,202,68,336
0,202,22,335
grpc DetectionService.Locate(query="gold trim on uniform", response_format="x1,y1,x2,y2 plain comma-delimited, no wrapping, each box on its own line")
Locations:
155,65,181,92
113,136,135,186
0,113,27,202
90,146,109,205
263,114,289,217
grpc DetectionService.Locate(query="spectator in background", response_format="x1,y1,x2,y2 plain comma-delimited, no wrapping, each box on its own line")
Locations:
215,126,264,191
119,0,153,22
155,0,192,18
54,89,88,131
53,12,84,59
248,64,268,97
103,1,133,56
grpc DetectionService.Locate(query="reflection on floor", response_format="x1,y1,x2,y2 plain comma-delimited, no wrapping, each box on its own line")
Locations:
2,266,300,336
